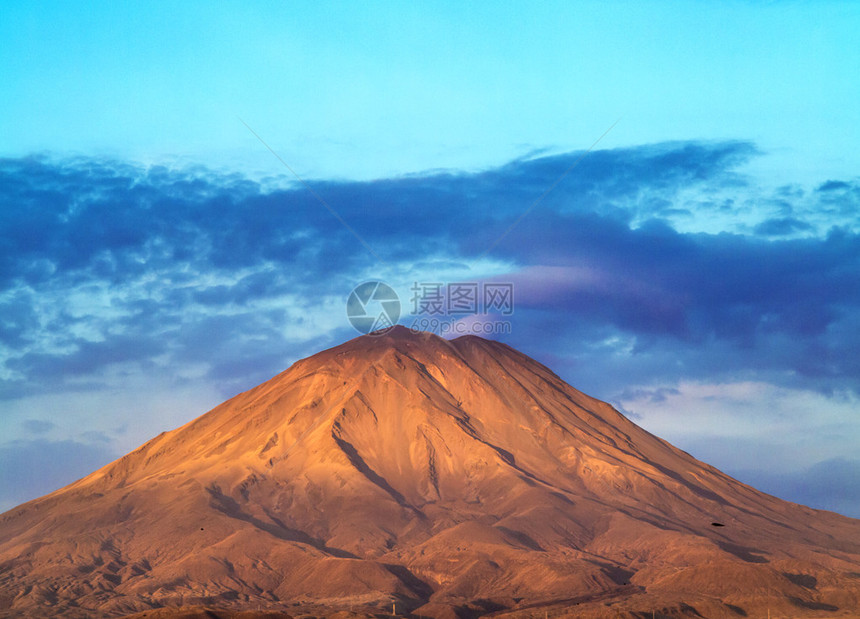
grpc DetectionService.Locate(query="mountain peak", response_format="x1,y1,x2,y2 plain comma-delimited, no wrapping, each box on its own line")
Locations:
348,324,491,350
354,324,450,351
371,324,424,337
311,325,514,377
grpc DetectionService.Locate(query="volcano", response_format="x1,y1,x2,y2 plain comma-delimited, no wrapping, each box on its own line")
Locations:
1,326,859,618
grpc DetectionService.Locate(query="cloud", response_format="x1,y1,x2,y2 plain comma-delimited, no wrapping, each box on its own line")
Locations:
21,419,55,434
753,217,815,236
0,439,117,512
1,143,859,516
729,458,860,519
818,180,851,192
2,147,858,402
8,334,168,381
496,221,860,395
613,380,860,516
614,387,681,404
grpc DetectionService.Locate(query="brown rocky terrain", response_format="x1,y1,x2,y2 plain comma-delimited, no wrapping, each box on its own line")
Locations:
1,326,859,618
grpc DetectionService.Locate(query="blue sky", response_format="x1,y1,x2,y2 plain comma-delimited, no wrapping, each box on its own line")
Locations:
1,1,859,517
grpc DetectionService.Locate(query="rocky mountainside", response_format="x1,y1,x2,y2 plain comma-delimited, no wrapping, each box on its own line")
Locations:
1,326,859,618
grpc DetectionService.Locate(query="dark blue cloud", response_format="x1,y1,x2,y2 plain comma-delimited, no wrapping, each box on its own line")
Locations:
8,334,167,380
0,156,361,288
813,179,860,220
754,217,815,236
818,180,851,192
1,145,859,400
0,141,758,287
1,143,859,516
494,217,860,395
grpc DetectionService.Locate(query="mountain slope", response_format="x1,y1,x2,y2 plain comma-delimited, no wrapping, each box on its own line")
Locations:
1,326,859,618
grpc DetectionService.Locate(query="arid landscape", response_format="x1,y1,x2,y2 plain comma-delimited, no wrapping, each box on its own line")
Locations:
1,327,859,618
4,3,860,618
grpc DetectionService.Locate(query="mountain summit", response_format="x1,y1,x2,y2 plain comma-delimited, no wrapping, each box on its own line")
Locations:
2,327,859,618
